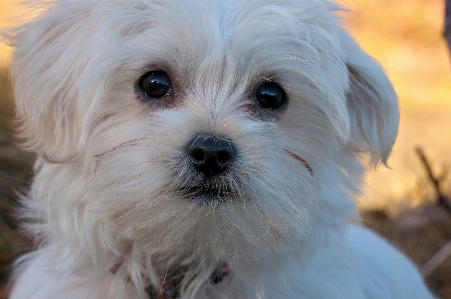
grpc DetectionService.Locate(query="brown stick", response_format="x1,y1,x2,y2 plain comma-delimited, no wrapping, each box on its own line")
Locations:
445,0,451,53
415,147,451,216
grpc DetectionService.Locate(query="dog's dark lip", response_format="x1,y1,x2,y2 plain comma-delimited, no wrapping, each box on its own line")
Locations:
179,184,239,205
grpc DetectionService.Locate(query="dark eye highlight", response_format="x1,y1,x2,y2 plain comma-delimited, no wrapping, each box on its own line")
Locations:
254,83,286,109
139,72,172,99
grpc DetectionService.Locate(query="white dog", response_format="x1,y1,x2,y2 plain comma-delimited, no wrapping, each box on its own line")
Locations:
4,0,434,298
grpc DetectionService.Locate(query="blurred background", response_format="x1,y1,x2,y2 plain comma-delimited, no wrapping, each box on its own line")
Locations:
0,0,451,298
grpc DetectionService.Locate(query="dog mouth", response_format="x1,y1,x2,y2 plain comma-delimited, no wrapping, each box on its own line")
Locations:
179,182,241,205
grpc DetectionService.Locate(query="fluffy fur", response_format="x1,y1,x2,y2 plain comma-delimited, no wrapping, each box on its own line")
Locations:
3,0,433,298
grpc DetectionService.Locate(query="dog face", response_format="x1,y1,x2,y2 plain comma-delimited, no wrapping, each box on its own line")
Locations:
7,0,398,294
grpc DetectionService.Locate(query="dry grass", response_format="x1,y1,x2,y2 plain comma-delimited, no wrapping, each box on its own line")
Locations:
0,68,34,293
363,207,451,298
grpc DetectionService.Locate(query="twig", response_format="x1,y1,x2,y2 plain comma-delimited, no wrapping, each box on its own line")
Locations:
415,147,451,217
422,239,451,277
445,0,451,56
416,147,451,278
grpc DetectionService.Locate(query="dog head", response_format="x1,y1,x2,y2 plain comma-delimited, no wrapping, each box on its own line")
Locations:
6,0,398,296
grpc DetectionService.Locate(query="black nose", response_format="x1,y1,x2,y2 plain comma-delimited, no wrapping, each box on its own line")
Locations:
188,135,235,178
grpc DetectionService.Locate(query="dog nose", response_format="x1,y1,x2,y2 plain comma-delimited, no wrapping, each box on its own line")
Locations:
188,135,235,178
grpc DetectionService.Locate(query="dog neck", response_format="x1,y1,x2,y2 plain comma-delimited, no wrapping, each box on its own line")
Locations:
145,262,230,299
110,257,230,299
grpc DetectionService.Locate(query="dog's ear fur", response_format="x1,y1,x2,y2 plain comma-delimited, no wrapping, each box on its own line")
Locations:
5,2,100,162
340,30,399,166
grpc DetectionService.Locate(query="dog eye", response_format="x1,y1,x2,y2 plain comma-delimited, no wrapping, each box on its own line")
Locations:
139,72,172,99
254,83,286,109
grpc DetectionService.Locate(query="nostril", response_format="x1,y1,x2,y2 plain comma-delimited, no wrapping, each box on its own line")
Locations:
217,150,232,164
189,147,206,162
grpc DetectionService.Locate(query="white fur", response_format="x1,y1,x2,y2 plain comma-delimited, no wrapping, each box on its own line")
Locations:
3,0,433,298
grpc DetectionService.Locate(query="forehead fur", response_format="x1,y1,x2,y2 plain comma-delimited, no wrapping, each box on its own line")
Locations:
8,0,357,161
100,0,346,88
86,0,349,134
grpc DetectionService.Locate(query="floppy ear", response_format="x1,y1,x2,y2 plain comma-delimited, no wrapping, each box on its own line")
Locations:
340,30,399,166
5,2,100,162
